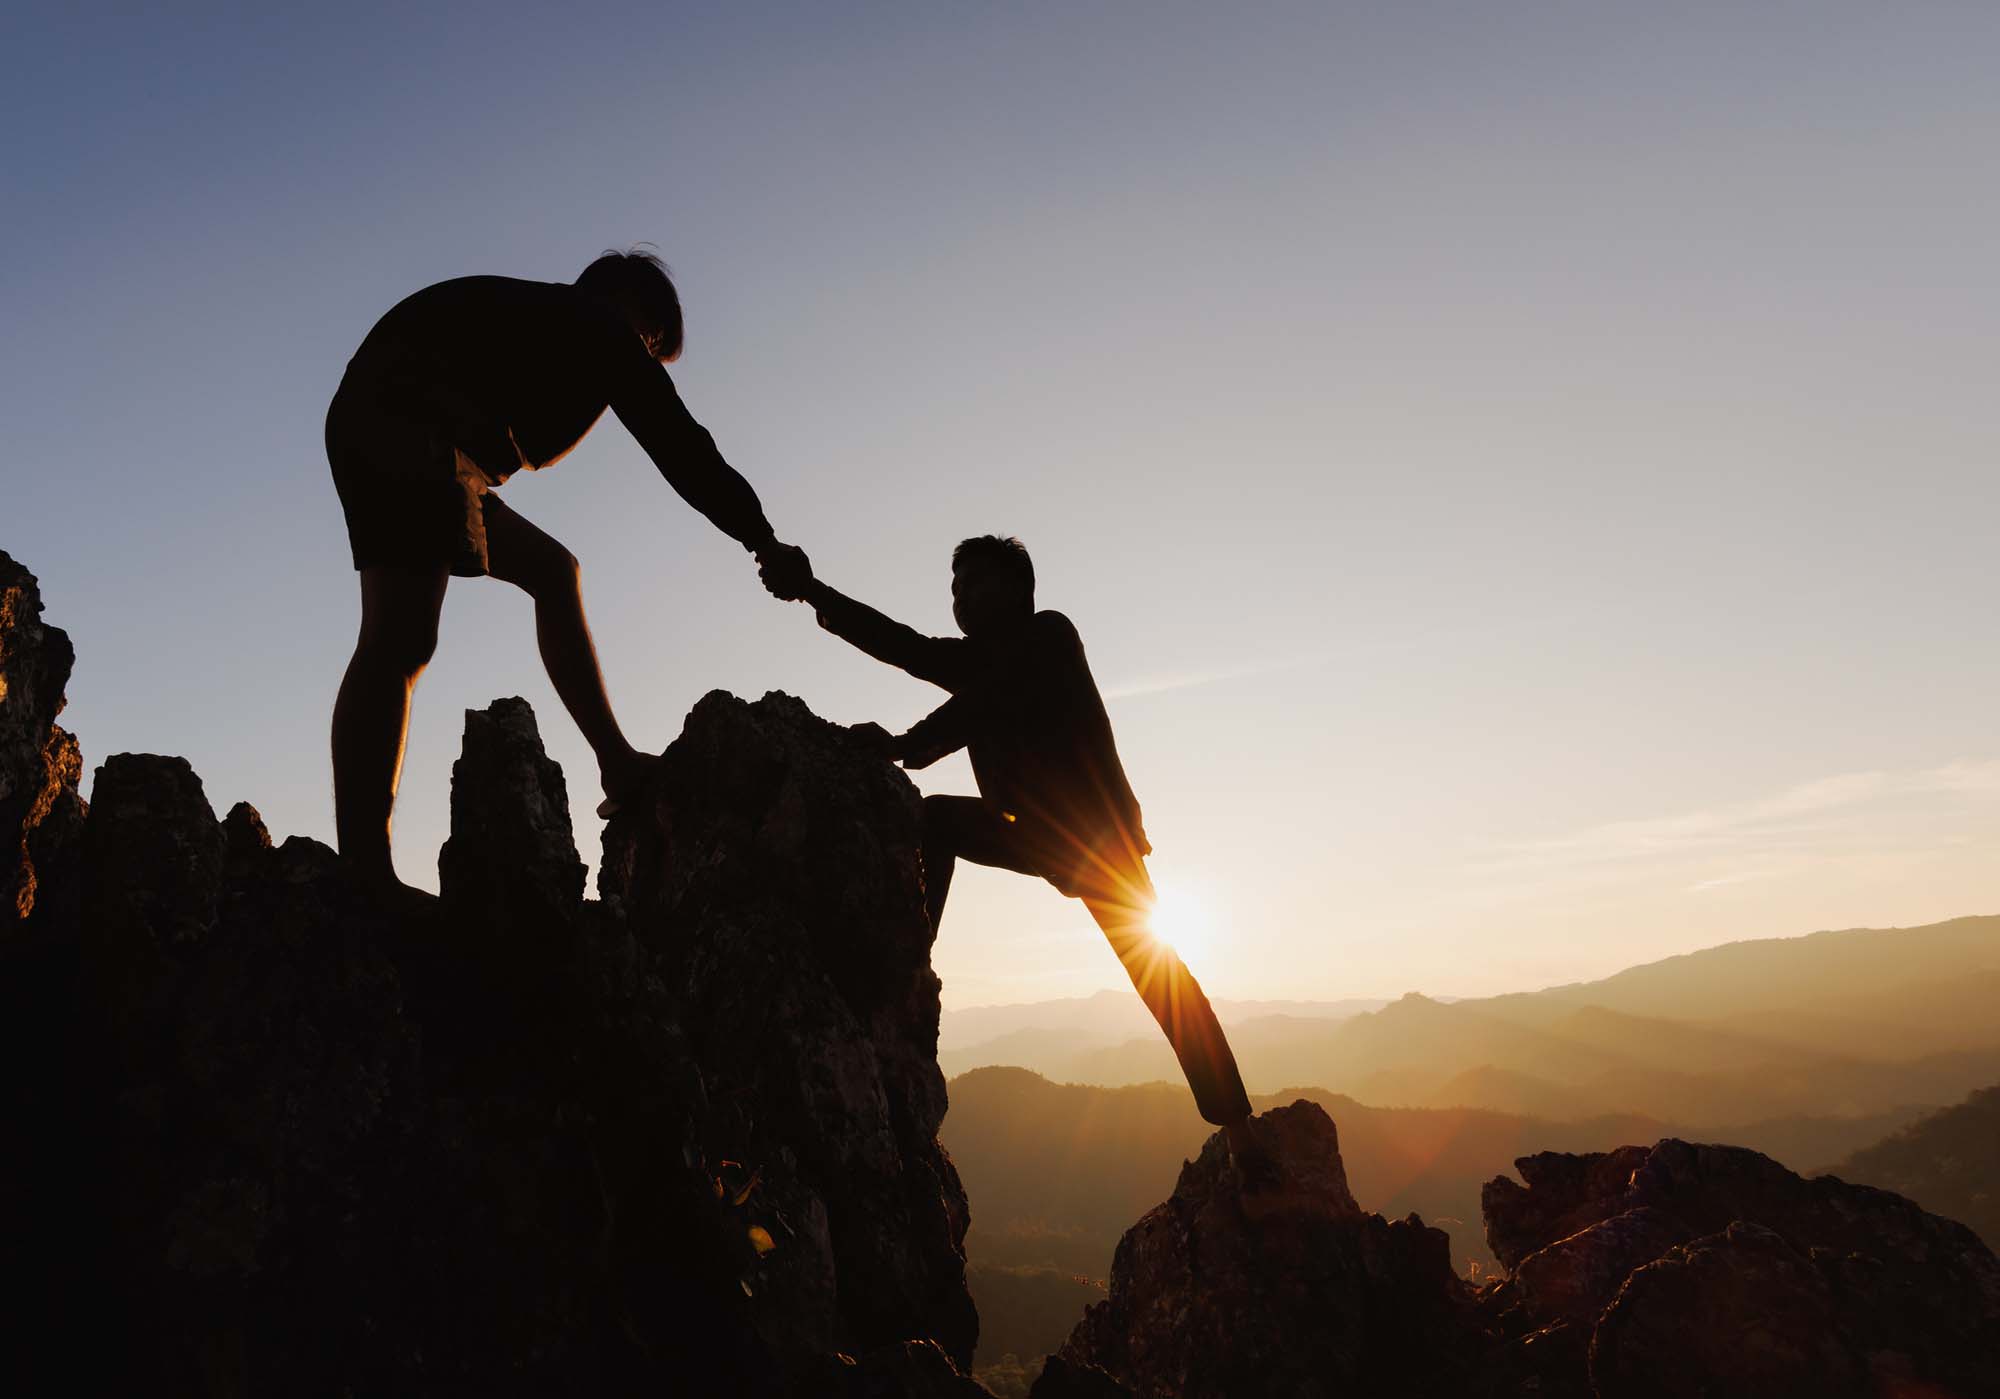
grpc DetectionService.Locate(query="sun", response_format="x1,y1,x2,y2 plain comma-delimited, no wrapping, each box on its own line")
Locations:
1146,876,1219,968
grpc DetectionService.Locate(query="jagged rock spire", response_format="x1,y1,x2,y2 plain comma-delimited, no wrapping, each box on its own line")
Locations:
0,550,85,931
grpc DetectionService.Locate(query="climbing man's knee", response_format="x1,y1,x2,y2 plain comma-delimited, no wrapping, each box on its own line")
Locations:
919,794,962,846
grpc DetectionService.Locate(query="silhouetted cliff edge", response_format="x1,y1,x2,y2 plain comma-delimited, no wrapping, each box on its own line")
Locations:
0,549,983,1396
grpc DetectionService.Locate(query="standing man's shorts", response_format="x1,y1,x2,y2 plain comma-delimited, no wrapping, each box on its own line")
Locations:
325,377,513,578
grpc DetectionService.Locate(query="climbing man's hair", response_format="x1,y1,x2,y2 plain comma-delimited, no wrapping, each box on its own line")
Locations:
578,247,684,360
953,535,1035,601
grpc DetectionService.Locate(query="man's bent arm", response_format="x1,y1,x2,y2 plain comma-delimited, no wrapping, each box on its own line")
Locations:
892,612,1074,760
805,580,970,691
897,695,973,765
611,366,776,551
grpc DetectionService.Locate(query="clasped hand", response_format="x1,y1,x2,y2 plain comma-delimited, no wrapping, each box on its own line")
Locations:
756,541,813,601
754,543,944,771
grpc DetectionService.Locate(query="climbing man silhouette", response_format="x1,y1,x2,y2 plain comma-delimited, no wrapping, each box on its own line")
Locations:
326,249,809,898
765,536,1269,1171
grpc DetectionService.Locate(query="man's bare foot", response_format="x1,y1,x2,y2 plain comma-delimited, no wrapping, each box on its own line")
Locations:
353,865,442,921
596,749,664,819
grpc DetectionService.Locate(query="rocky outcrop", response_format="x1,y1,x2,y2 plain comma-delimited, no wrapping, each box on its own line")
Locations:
1479,1138,2000,1397
1035,1100,1478,1399
0,554,981,1396
600,690,976,1365
1033,1113,2000,1398
0,551,84,932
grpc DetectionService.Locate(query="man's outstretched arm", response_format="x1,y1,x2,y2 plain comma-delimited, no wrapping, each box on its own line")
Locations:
609,361,781,553
796,577,972,691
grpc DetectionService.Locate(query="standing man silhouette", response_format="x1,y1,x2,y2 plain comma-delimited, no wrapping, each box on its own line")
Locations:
326,248,808,897
766,536,1267,1169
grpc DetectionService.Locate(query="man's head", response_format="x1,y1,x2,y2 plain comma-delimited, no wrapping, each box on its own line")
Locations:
577,248,684,361
951,535,1035,636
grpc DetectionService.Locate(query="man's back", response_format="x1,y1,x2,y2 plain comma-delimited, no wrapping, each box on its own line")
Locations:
960,610,1142,850
342,275,645,482
809,586,1147,855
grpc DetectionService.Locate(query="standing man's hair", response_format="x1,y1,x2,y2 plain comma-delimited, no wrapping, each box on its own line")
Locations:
577,247,684,359
953,535,1035,602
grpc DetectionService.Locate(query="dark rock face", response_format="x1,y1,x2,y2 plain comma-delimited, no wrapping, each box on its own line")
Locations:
1037,1100,1476,1399
1590,1222,1866,1399
601,690,977,1371
1480,1138,2000,1398
0,557,981,1397
0,551,84,932
1507,1204,1682,1328
84,752,227,953
438,695,587,931
1037,1116,2000,1398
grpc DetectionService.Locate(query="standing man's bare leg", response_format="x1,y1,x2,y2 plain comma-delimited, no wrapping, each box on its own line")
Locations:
331,564,450,890
482,500,658,807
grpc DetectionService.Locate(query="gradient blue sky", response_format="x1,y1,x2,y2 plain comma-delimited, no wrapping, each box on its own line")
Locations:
7,2,1997,1006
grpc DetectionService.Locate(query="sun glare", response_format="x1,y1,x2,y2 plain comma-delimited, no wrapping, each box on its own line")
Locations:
1147,876,1219,967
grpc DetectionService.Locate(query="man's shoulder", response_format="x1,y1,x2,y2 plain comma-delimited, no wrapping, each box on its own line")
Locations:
1031,610,1085,644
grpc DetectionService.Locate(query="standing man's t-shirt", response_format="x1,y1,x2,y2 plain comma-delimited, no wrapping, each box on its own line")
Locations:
325,276,773,575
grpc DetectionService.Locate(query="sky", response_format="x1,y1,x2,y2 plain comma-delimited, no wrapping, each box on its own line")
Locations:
5,2,1997,1008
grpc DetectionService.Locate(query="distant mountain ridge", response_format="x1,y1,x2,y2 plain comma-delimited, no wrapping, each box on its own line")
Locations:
943,915,2000,1127
1515,914,2000,1019
939,989,1387,1051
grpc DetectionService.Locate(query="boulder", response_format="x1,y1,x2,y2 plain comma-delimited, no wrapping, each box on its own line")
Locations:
1041,1100,1475,1398
1481,1138,2000,1397
1588,1222,1867,1399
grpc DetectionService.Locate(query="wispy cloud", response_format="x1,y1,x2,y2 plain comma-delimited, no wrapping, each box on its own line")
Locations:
1103,613,1588,703
1473,759,2000,881
1687,870,1771,893
1104,659,1272,695
1102,657,1307,701
1920,759,2000,795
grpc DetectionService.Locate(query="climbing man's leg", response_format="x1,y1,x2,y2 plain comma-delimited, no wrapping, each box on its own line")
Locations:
919,795,1043,932
331,562,450,888
481,495,657,808
1083,866,1253,1128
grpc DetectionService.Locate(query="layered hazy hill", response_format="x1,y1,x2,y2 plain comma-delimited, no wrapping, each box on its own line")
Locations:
940,1068,1922,1281
938,991,1388,1081
943,916,2000,1380
1824,1084,2000,1251
940,1066,1942,1378
946,915,2000,1126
